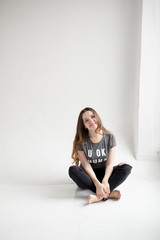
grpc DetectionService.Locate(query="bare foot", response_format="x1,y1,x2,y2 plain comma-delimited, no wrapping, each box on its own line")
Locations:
88,194,103,204
88,190,121,204
109,190,121,200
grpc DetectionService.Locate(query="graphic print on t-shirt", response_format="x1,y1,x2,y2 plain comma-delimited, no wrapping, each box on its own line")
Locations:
87,148,107,164
81,132,116,169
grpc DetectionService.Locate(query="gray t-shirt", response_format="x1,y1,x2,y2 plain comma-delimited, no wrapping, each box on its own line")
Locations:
78,132,116,169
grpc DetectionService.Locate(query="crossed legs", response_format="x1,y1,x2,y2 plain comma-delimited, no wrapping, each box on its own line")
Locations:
69,163,132,204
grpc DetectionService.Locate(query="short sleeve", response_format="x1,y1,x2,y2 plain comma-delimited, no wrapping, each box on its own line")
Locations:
109,134,116,149
76,143,84,151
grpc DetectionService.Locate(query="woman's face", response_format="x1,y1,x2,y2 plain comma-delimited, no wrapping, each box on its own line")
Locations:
82,111,98,131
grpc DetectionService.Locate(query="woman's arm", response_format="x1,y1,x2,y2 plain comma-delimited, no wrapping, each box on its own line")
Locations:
102,146,116,194
77,151,107,198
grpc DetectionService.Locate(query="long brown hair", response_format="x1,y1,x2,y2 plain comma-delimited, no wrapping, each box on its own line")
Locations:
71,107,113,166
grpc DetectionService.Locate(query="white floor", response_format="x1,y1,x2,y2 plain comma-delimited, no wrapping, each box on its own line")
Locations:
0,160,160,240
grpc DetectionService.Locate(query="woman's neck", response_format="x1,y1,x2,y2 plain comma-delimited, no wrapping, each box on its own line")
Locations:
88,129,103,139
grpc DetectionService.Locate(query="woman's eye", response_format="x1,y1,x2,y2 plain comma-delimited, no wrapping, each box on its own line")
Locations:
85,120,88,122
91,115,95,118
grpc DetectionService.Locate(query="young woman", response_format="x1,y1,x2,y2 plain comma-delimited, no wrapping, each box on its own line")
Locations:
69,107,132,204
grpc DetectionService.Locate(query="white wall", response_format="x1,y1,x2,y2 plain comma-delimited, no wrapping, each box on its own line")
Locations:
152,0,160,157
0,0,142,184
137,0,160,160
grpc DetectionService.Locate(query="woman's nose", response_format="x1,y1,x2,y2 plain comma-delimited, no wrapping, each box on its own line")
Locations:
89,118,93,124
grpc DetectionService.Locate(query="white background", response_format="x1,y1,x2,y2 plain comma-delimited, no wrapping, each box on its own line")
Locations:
0,0,159,184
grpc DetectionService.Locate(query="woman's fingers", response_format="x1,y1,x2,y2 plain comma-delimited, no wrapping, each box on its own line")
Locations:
103,183,110,196
97,193,105,199
96,183,109,199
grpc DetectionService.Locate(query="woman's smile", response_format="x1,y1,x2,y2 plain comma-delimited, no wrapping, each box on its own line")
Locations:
89,122,97,127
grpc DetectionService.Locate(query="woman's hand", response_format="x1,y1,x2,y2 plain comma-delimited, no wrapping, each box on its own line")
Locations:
102,180,110,198
95,182,107,199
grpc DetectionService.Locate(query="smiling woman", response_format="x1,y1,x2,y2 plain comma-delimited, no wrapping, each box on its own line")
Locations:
69,107,132,204
83,111,98,130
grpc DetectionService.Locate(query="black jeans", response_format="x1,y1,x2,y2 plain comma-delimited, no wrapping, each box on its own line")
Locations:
68,164,132,193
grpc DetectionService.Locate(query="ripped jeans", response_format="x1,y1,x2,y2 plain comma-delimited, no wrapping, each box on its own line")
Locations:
68,164,132,194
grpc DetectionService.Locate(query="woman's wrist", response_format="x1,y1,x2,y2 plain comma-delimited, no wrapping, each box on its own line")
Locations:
102,178,108,184
93,179,101,187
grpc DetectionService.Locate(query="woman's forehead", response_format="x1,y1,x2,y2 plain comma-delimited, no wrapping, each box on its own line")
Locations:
82,111,94,119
